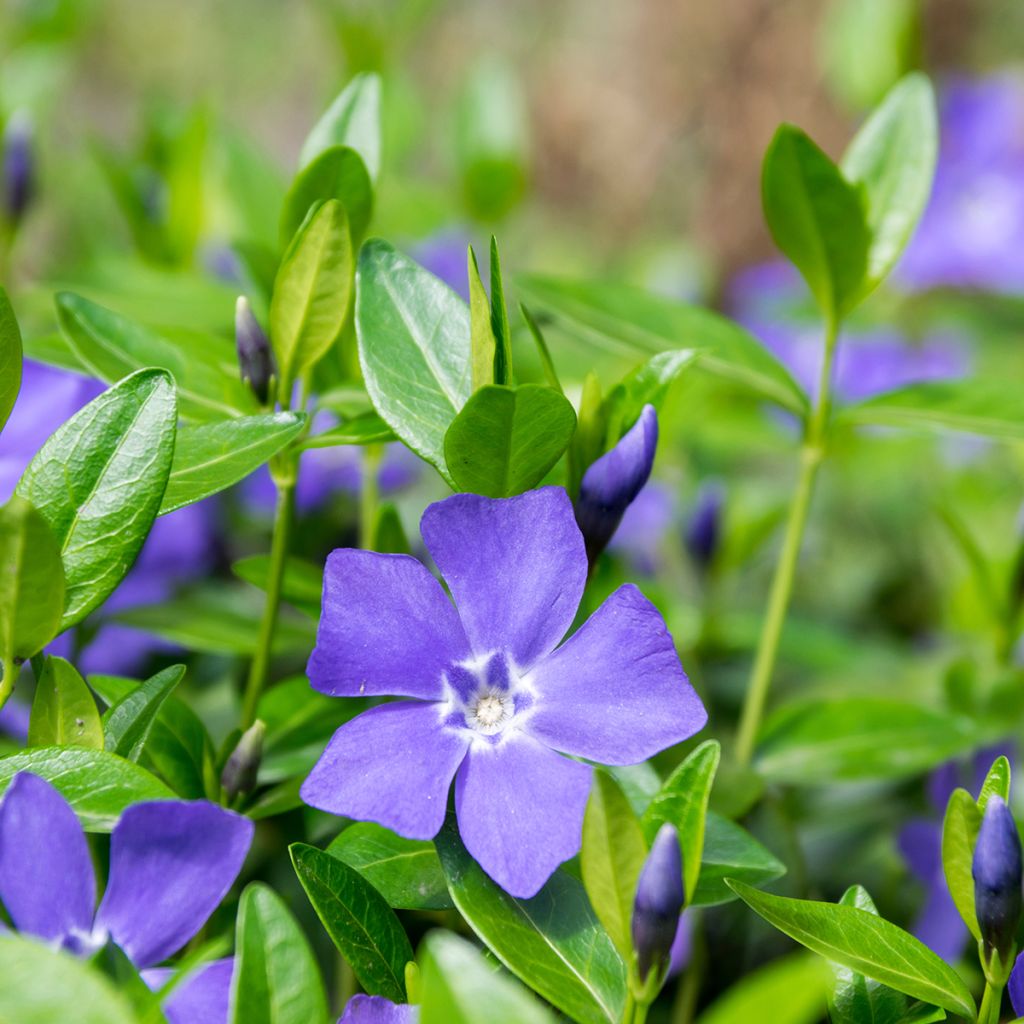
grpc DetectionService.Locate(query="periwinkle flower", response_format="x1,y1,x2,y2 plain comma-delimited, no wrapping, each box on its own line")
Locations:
973,795,1023,959
575,405,659,566
2,111,34,226
631,824,685,982
339,995,416,1022
0,773,253,1024
1010,951,1024,1016
302,486,706,897
685,482,724,572
235,296,276,405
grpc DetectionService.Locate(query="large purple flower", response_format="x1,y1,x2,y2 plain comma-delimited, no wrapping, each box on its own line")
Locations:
0,773,253,1024
339,995,416,1023
302,487,707,897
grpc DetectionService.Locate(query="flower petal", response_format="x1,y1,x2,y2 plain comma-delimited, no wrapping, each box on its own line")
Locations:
308,550,470,699
525,584,706,765
1011,951,1024,1017
339,994,416,1023
301,702,469,840
420,488,586,669
95,802,253,968
0,772,95,944
455,733,592,898
143,958,234,1024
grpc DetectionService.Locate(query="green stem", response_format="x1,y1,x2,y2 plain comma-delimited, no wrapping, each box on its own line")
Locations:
978,979,1003,1024
359,443,382,551
633,1001,650,1024
621,988,636,1024
734,319,838,767
240,471,295,729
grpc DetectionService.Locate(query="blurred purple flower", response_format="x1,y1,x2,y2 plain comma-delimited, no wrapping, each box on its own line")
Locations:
684,481,724,572
728,262,970,402
2,111,34,226
410,231,471,301
1011,952,1024,1016
339,995,416,1023
607,480,676,575
0,699,29,742
302,487,706,897
898,74,1024,293
0,773,252,1024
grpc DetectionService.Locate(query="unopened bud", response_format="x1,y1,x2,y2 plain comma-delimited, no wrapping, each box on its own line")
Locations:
685,481,724,572
221,720,265,800
235,296,276,405
973,795,1023,961
3,111,34,226
631,824,685,983
575,404,658,565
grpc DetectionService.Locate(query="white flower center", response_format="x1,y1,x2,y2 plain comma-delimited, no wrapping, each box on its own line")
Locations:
465,688,515,735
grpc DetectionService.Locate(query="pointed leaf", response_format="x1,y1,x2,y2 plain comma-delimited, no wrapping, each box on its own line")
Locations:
103,664,185,762
300,72,382,182
489,237,513,386
280,147,371,248
27,656,103,749
941,787,982,941
0,287,22,431
468,246,496,391
693,812,786,906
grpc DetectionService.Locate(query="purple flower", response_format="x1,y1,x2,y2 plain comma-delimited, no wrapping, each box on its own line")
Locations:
632,824,685,982
2,111,34,225
0,773,253,1024
301,486,706,897
339,994,416,1023
1010,952,1024,1016
607,481,676,576
575,405,659,565
684,482,724,572
410,231,472,302
973,795,1022,958
235,296,276,405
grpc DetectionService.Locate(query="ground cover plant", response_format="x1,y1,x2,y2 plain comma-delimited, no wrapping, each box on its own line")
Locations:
5,2,1024,1022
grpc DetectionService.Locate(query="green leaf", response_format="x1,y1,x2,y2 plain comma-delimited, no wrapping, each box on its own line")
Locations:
603,349,697,444
299,412,394,448
327,823,452,911
419,930,557,1024
978,755,1011,812
300,72,382,183
756,698,978,783
468,246,496,391
519,303,562,391
693,812,786,906
641,739,720,902
103,664,185,762
728,880,975,1019
517,274,808,415
230,883,328,1024
290,842,413,1002
489,237,513,386
580,770,648,960
55,293,253,422
159,413,307,514
15,369,177,630
233,555,323,617
444,384,576,497
841,73,937,295
695,953,828,1024
280,147,371,249
271,199,354,397
371,502,410,555
941,788,982,942
0,497,65,663
0,746,174,830
761,125,870,325
27,656,103,749
356,240,472,484
0,932,139,1024
0,287,22,431
436,818,627,1024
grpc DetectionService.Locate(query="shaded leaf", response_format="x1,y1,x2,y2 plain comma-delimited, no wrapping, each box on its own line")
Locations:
300,72,382,182
0,287,22,432
103,664,185,762
280,148,371,249
27,656,103,749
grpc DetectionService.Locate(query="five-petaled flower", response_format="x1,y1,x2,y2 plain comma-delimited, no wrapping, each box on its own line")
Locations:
302,486,707,897
0,773,253,1024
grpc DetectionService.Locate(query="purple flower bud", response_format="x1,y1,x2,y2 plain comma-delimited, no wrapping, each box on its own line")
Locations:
3,112,34,226
575,404,658,565
685,482,724,571
1010,949,1024,1017
973,795,1023,959
221,720,265,800
235,296,276,405
631,824,685,983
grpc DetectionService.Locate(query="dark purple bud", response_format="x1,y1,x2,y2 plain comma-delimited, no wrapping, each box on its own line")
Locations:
221,719,265,800
235,296,276,405
1009,950,1024,1017
575,404,658,565
3,112,34,225
631,824,685,983
685,481,724,571
973,795,1023,959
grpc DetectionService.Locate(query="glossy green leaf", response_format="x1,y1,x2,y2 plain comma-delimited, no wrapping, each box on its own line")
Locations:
693,812,786,906
103,664,185,762
519,303,561,391
0,746,173,830
728,880,975,1019
468,245,496,390
756,698,977,783
761,125,869,325
419,930,557,1024
27,656,103,750
290,842,413,1002
300,72,382,182
841,73,937,295
230,883,328,1024
444,384,576,497
356,240,472,484
489,237,513,386
327,823,452,910
280,147,371,248
15,369,177,630
300,412,394,448
436,819,627,1024
0,287,22,431
580,770,648,959
159,412,307,514
517,274,808,415
0,932,139,1024
0,497,65,663
642,739,720,902
695,953,828,1024
941,788,982,942
271,199,354,397
603,349,697,444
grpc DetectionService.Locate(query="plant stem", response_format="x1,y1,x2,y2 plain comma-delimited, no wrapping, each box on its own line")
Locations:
621,988,636,1024
978,979,1003,1024
359,443,382,550
240,469,295,729
734,319,838,767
